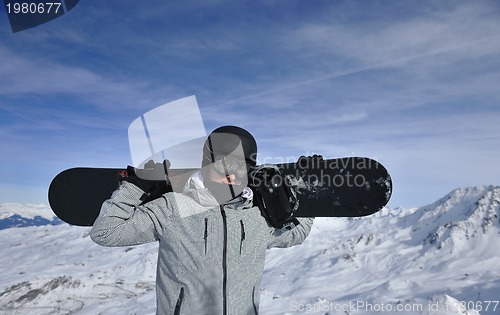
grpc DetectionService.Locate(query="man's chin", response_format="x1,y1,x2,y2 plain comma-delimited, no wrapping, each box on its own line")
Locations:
203,180,245,204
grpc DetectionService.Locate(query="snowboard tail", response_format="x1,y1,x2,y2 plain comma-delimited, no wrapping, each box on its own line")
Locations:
48,167,196,226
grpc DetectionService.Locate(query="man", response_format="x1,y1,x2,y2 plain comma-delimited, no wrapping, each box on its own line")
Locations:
90,126,314,314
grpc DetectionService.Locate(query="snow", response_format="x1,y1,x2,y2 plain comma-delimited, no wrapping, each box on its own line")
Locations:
1,185,499,314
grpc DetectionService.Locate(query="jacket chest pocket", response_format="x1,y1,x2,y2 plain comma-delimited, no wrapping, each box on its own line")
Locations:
229,218,258,259
239,220,246,255
202,217,248,257
203,218,209,255
200,217,220,259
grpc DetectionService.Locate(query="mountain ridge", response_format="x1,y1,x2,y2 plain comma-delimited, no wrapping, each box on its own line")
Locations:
0,203,61,230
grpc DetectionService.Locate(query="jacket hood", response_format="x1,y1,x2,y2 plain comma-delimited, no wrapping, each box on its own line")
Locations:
182,170,253,210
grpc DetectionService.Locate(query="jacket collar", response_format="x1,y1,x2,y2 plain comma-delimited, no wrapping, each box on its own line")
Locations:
182,170,253,210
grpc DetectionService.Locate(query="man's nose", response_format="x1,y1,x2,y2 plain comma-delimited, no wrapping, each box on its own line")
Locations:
226,174,236,183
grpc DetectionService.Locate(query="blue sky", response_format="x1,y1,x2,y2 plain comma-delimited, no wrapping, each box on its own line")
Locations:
0,0,499,208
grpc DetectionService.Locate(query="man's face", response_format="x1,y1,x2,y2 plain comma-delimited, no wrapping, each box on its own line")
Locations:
203,131,251,190
205,150,250,185
202,158,249,204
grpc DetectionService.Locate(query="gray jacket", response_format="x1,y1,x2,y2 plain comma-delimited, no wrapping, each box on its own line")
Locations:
90,171,314,315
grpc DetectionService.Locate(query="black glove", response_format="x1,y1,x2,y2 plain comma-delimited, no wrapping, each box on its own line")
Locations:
124,160,172,203
249,165,299,230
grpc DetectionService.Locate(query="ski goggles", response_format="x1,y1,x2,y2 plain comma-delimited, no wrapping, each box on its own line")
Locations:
209,154,250,181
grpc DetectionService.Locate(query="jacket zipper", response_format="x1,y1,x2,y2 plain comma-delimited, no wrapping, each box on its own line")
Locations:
174,287,184,315
240,220,246,255
252,286,258,314
220,206,228,315
204,218,208,255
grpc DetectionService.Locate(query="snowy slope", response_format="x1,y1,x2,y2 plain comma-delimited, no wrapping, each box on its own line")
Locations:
1,186,499,314
260,185,500,314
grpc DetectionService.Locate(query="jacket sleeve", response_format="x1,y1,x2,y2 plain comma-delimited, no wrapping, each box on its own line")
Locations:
266,217,314,249
90,181,171,247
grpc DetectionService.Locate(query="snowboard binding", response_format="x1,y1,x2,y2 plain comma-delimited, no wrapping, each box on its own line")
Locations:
249,164,299,231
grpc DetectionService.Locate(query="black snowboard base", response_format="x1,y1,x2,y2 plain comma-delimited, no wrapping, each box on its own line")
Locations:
48,157,392,226
278,157,391,217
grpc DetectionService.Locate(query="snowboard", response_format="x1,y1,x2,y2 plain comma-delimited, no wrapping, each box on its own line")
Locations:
49,157,392,226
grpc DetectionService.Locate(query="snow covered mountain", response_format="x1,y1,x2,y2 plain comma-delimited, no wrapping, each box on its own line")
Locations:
0,186,499,314
0,203,61,230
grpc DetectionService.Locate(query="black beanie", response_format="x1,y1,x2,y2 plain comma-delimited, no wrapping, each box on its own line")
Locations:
202,126,257,167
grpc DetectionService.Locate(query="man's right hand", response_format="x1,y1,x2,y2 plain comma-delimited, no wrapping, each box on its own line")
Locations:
124,160,172,203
